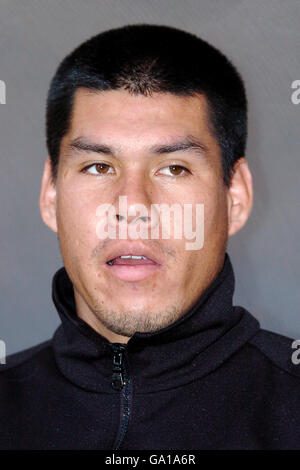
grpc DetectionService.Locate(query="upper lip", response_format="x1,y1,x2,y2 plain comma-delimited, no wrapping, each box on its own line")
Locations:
104,242,162,265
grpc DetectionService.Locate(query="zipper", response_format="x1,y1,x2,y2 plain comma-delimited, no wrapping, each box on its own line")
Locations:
110,343,131,450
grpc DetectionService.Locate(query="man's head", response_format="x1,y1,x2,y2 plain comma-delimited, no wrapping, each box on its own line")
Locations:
40,24,253,343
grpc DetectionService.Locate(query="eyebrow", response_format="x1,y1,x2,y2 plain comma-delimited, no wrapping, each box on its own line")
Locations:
66,135,208,158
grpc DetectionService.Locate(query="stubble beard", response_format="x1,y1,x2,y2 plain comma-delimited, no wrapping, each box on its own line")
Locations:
92,301,187,338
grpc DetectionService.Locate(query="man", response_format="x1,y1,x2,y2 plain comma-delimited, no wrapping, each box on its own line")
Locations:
1,24,299,450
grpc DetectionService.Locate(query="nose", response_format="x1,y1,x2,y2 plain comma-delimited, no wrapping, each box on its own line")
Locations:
109,173,159,235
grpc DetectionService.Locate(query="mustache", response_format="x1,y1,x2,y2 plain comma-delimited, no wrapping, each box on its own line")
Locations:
90,238,176,261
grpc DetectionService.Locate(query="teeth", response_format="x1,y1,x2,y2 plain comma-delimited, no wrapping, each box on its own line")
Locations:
120,255,147,260
107,254,148,265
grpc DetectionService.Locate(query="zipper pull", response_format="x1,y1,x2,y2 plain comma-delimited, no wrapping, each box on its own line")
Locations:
111,344,126,391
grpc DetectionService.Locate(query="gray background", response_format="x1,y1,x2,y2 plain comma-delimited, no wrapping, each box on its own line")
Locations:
0,0,299,355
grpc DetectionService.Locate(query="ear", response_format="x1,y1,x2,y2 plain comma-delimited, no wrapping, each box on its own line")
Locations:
39,157,58,233
227,157,253,237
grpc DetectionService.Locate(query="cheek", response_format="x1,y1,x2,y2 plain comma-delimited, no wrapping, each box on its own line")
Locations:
56,189,99,250
202,187,228,237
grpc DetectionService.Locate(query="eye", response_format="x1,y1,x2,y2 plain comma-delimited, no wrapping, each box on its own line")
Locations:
158,165,190,177
82,163,114,175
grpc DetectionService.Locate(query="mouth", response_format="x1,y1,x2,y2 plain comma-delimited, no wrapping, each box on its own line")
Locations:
107,254,157,266
104,251,162,282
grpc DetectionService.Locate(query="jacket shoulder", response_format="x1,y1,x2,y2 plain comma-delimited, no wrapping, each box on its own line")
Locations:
0,340,52,381
249,328,300,379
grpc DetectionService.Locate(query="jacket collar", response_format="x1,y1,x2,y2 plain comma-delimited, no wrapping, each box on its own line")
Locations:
52,253,260,393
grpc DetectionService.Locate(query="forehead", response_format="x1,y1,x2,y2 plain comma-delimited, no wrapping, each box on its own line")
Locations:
66,88,218,150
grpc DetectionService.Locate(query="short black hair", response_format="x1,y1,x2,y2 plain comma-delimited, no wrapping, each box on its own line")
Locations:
46,23,247,186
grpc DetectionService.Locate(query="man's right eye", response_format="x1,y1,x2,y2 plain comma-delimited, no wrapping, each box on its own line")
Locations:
82,163,113,175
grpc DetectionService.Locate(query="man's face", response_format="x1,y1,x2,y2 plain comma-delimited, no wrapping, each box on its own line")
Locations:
43,89,232,340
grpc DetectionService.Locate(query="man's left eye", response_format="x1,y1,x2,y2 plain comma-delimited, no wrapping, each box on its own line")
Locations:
158,165,190,177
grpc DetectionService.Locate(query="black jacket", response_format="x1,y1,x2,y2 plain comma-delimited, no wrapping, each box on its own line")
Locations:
1,254,300,450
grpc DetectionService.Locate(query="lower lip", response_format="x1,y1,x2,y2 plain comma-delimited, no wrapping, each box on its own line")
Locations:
104,263,162,282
